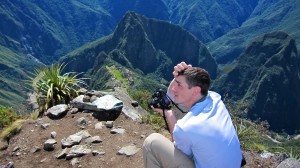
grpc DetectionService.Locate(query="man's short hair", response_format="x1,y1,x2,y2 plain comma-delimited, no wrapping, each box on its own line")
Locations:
178,67,211,96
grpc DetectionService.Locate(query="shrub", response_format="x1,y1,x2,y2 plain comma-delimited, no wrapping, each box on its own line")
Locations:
142,111,166,131
0,106,19,129
27,63,87,113
129,89,152,110
0,119,25,141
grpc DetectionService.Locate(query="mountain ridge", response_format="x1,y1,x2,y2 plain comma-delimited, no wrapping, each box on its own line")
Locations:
211,31,300,133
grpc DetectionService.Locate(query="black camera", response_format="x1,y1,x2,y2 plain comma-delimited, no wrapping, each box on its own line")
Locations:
148,89,171,109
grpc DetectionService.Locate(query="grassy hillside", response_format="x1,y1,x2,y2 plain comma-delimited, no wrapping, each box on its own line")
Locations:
209,0,300,64
0,45,42,111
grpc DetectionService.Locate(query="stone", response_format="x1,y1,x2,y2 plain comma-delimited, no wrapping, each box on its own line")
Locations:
276,158,300,168
61,135,82,148
110,128,125,134
117,144,140,156
44,139,57,151
95,122,103,129
46,104,68,119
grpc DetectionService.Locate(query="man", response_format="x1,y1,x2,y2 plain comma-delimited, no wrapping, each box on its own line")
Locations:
143,62,242,168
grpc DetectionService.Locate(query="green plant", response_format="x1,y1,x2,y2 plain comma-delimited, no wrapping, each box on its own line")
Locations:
0,106,20,129
234,119,261,150
27,63,87,113
0,119,25,141
129,89,152,110
287,148,300,161
30,111,40,120
142,111,166,131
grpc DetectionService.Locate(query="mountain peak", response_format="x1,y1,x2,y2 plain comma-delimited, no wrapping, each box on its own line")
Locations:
212,31,300,133
111,11,217,79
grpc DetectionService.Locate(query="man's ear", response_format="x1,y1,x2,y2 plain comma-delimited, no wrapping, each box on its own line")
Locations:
192,86,201,96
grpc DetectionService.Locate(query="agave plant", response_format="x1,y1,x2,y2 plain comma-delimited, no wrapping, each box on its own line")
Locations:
28,63,87,113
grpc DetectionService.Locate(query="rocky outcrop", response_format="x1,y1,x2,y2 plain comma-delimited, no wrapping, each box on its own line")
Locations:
212,31,300,133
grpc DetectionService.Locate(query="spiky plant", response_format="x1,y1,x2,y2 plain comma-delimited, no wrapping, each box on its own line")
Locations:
28,63,87,113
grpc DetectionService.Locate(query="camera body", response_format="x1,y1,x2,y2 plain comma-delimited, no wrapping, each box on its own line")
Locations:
148,89,171,109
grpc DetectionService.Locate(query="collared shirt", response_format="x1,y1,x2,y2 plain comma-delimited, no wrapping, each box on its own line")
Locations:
173,91,242,168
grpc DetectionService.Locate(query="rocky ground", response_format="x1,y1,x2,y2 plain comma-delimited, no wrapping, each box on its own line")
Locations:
0,111,156,168
0,89,298,168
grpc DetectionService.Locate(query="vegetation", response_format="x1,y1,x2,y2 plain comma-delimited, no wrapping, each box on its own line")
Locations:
129,88,167,131
0,46,42,109
0,106,20,129
0,119,25,141
26,63,87,114
226,100,300,161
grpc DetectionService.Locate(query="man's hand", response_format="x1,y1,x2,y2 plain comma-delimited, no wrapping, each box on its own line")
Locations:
173,61,192,77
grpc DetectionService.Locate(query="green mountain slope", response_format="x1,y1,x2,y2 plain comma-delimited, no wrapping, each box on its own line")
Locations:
0,0,115,64
211,31,300,133
59,11,217,91
164,0,258,43
209,0,300,64
0,45,42,110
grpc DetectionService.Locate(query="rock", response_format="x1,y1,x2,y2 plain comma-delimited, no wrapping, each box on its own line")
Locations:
94,122,103,129
73,130,91,139
110,128,125,134
113,88,144,121
44,139,57,151
70,158,80,166
71,94,123,121
61,135,82,148
50,131,57,138
77,117,88,125
131,101,139,107
66,145,92,160
30,146,41,153
83,95,91,102
272,153,289,164
90,95,98,102
46,104,68,119
276,158,300,168
12,146,20,152
117,144,140,156
78,88,88,95
92,95,123,121
86,90,106,97
0,140,8,151
56,148,69,159
105,121,114,128
92,150,105,156
70,108,79,114
41,123,51,129
294,134,300,140
260,150,274,158
85,136,102,144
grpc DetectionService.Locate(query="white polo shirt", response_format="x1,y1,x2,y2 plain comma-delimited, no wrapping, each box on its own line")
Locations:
173,91,242,168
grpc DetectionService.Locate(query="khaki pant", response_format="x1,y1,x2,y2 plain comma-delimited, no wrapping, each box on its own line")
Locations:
143,133,195,168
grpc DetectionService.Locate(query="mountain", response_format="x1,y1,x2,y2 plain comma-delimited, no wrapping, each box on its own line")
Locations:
0,0,261,65
0,46,42,109
1,1,300,133
0,0,115,64
208,0,300,64
211,31,300,133
163,0,258,43
59,11,217,90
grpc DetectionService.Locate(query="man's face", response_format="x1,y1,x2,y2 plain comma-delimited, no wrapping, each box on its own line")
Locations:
170,75,195,106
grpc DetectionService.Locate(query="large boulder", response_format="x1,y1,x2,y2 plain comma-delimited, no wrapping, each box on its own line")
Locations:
71,94,123,121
